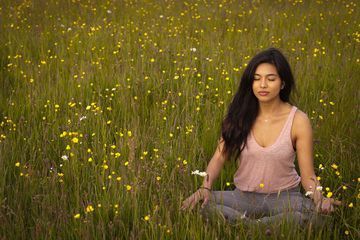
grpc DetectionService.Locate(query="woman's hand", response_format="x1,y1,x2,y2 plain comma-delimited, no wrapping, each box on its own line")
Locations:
315,197,342,214
180,188,211,211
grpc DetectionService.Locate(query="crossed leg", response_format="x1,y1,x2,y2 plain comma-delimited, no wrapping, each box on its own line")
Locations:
201,187,323,226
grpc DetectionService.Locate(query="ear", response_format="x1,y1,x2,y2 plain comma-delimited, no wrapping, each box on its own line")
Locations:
281,82,285,89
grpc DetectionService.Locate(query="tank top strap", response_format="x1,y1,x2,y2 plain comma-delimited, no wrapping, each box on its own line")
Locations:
282,106,298,137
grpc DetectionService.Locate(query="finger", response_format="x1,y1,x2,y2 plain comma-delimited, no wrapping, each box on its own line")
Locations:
181,195,194,210
320,205,328,214
180,202,187,211
180,199,189,210
201,197,209,209
187,195,196,210
185,194,194,210
188,191,205,211
189,197,198,211
320,200,332,214
322,207,330,215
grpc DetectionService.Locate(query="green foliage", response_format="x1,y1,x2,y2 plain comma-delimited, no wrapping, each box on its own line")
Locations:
0,0,358,239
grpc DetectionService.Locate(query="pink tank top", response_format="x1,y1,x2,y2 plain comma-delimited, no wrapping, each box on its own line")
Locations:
233,106,301,193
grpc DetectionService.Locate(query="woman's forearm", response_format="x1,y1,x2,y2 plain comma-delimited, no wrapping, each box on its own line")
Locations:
201,140,226,189
301,175,323,204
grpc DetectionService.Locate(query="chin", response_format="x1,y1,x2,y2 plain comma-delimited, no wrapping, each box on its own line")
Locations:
256,96,278,103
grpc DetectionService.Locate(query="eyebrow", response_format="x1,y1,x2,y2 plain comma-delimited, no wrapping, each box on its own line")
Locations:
254,73,278,77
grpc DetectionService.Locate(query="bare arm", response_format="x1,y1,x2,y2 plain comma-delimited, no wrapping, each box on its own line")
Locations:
201,138,227,189
181,137,227,210
294,111,341,213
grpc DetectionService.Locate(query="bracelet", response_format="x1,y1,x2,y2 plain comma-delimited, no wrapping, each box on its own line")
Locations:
199,186,211,192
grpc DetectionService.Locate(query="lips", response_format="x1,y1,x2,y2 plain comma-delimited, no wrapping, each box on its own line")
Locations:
258,91,269,96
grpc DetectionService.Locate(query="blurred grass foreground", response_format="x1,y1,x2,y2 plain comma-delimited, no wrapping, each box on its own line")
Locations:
0,0,359,239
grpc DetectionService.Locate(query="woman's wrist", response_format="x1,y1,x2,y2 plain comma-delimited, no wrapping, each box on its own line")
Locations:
199,186,211,192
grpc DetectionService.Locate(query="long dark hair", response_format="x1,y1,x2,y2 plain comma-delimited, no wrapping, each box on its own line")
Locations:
221,47,295,161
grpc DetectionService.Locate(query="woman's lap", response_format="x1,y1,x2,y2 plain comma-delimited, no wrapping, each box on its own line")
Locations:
201,186,322,225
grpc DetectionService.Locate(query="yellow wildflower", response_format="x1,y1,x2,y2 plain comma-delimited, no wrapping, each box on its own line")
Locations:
86,205,94,213
326,192,333,198
74,213,81,219
60,131,67,137
259,183,264,188
15,162,20,167
71,137,79,143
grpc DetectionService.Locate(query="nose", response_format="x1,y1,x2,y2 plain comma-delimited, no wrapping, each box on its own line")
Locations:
260,79,267,88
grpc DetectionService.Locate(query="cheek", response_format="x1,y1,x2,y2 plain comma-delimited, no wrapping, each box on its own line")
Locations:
272,81,282,90
252,81,257,89
252,83,257,92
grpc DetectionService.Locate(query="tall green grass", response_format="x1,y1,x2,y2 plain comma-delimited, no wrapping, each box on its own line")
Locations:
0,0,359,239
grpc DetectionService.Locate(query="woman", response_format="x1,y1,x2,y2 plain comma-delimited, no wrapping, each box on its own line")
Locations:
180,47,341,226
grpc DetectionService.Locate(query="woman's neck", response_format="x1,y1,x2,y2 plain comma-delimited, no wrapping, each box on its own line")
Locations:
258,99,288,117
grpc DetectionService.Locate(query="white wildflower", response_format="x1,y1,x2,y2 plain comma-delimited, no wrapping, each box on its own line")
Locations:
61,155,69,161
79,116,87,121
316,186,323,191
191,170,208,177
305,191,313,196
240,211,247,219
190,47,197,52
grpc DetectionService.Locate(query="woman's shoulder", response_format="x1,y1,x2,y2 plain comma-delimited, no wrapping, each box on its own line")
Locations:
292,106,312,131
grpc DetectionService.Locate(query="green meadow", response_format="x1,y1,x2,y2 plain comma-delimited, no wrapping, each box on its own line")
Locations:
0,0,359,239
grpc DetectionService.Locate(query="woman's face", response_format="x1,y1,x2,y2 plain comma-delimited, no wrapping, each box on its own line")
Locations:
252,63,283,103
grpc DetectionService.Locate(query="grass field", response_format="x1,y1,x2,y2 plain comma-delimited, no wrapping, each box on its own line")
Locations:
0,0,359,239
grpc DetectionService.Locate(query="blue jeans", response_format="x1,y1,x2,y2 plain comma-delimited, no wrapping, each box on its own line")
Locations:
200,186,328,226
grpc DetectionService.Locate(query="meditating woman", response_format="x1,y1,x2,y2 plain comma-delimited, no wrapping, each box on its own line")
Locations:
180,47,341,225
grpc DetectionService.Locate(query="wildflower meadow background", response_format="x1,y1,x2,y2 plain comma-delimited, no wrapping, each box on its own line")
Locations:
0,0,359,239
